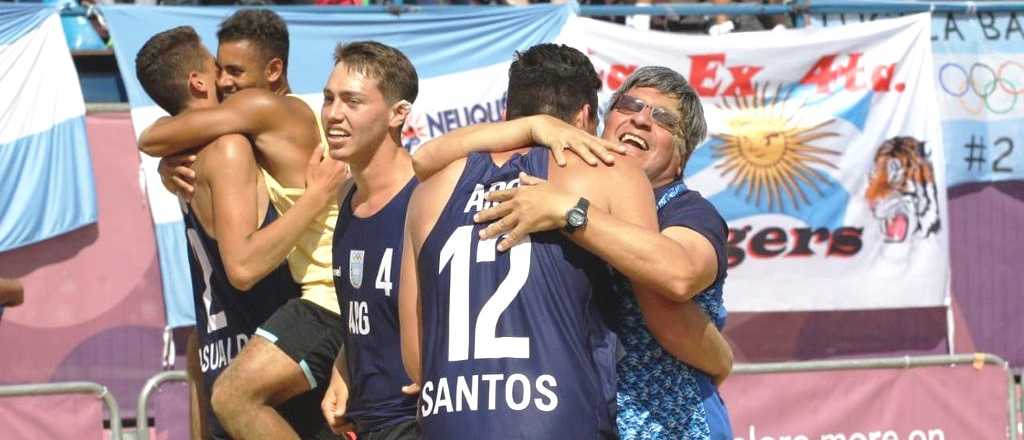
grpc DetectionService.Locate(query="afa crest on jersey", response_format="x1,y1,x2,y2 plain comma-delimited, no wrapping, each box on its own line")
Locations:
349,250,365,289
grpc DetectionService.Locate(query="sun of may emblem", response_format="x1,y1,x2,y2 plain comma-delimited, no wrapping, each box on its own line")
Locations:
712,84,841,211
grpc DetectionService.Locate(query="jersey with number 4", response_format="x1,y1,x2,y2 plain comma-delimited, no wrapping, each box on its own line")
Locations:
417,148,618,439
332,178,419,433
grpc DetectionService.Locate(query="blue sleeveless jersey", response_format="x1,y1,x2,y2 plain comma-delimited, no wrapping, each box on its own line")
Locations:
612,180,733,440
184,200,300,437
332,178,419,433
417,148,618,439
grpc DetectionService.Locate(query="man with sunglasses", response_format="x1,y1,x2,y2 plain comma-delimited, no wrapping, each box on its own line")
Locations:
411,65,733,439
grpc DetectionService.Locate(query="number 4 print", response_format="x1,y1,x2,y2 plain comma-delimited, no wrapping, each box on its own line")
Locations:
376,248,394,296
440,225,531,362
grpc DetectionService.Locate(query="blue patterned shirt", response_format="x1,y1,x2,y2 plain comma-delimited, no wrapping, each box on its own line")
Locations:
612,180,731,439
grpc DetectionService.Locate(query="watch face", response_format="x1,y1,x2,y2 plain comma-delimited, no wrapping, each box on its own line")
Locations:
568,209,585,227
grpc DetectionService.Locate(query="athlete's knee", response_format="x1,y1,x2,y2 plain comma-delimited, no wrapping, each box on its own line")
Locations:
211,363,262,418
217,339,303,410
210,374,243,422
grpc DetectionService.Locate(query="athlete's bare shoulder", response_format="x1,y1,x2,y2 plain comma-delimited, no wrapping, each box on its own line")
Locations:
217,89,305,122
549,150,650,211
222,88,277,108
408,157,467,245
202,134,257,165
191,134,256,224
281,94,320,125
417,156,467,194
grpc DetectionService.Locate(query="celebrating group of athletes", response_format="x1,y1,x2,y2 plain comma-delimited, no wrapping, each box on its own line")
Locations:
135,8,733,440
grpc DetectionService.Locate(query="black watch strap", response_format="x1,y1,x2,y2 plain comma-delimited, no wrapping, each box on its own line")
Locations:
576,197,590,214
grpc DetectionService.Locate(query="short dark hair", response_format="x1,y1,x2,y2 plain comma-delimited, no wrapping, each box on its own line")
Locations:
505,44,600,124
217,9,289,70
333,41,418,104
135,26,207,115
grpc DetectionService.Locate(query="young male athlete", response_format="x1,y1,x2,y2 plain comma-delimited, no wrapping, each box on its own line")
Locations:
135,27,346,440
415,66,735,438
399,43,661,438
319,41,420,440
138,10,346,440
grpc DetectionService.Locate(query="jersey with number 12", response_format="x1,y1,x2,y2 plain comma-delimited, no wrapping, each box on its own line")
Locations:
417,148,618,439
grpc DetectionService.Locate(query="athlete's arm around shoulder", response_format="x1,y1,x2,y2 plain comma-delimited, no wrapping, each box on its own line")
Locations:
205,134,346,291
555,162,715,302
399,157,467,385
552,158,733,381
411,115,619,181
550,157,676,292
411,117,533,181
138,89,285,157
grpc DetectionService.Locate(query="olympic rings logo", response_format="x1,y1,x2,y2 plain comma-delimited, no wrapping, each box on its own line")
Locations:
938,61,1024,115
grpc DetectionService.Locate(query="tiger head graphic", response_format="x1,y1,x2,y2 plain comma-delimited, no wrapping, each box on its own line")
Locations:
864,136,942,243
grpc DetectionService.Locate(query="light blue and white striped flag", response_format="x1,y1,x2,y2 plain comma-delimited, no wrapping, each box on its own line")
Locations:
0,5,97,253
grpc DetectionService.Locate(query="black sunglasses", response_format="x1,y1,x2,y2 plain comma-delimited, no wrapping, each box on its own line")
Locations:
612,94,681,132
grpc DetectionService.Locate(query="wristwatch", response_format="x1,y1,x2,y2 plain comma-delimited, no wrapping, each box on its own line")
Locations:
563,197,590,233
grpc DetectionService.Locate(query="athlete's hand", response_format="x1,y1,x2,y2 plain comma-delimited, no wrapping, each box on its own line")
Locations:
0,277,24,307
157,153,196,201
475,172,577,252
528,115,625,167
321,369,355,436
305,146,349,206
401,383,420,396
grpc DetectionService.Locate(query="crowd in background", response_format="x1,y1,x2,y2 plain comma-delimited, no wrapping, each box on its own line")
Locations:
2,0,790,39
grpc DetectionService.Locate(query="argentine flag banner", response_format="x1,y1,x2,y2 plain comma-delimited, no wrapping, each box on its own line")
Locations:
580,14,949,312
0,5,97,253
100,4,576,328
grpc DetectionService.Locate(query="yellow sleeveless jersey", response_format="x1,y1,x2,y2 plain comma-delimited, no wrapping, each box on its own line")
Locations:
261,95,340,315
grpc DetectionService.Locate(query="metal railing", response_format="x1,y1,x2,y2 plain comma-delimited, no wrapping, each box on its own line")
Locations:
734,353,1019,440
5,354,1014,439
0,381,123,440
86,102,130,113
1018,381,1023,440
136,370,189,440
807,0,1024,14
735,352,1008,373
